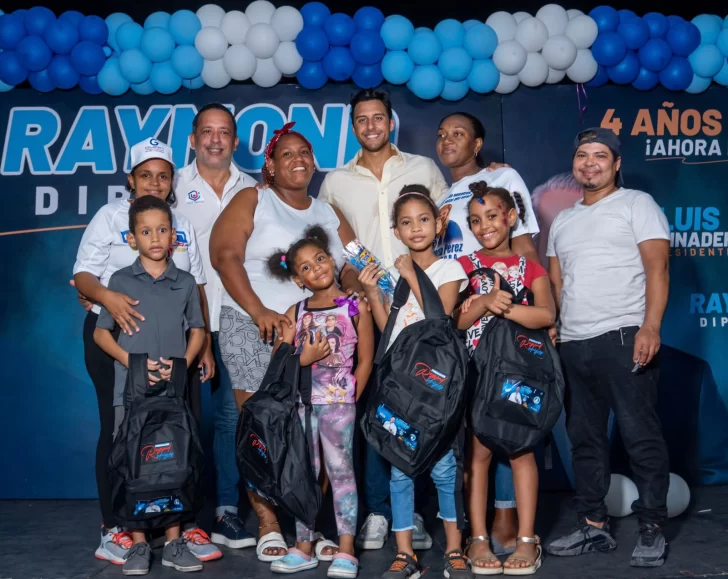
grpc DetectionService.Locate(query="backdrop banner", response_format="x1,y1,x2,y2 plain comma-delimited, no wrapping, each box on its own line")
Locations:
0,83,725,498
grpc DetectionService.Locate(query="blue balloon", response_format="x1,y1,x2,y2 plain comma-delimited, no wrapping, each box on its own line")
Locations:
380,15,414,51
667,16,685,29
591,32,627,67
297,60,328,89
589,6,619,33
131,79,155,95
70,40,106,76
659,56,692,90
116,22,144,51
44,20,79,54
434,19,465,50
17,36,52,71
382,50,414,84
714,59,728,86
440,79,469,101
103,45,113,57
352,62,383,88
105,13,133,52
438,46,472,81
79,74,102,94
354,7,385,32
324,13,355,46
408,29,442,65
141,27,175,63
618,9,638,23
59,11,84,28
0,13,26,50
25,6,56,37
145,12,171,30
667,22,701,58
350,31,385,65
408,64,445,99
643,13,668,39
150,60,182,94
300,2,331,28
638,38,672,72
686,73,712,94
323,46,355,80
295,27,329,61
0,51,28,85
618,18,649,50
689,44,723,78
28,68,55,92
717,29,728,57
607,51,640,84
49,55,80,89
119,48,152,83
463,19,482,30
691,14,722,44
464,23,497,60
467,58,499,93
632,67,659,90
169,10,201,46
171,45,203,79
0,79,13,92
586,64,609,87
182,74,204,89
79,15,109,45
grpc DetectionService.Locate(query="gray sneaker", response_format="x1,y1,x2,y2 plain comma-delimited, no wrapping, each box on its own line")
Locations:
412,513,433,550
123,543,151,576
546,518,617,557
631,523,666,567
162,538,204,572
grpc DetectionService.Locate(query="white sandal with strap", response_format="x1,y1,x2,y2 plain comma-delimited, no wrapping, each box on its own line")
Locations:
315,538,339,562
466,536,503,575
257,531,288,562
502,536,542,576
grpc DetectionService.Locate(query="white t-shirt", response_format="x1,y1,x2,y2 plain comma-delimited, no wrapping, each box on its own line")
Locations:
73,200,206,314
173,161,258,332
546,188,670,341
434,167,540,260
386,259,468,349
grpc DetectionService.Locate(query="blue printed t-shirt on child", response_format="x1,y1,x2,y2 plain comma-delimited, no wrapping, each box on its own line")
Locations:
294,299,358,404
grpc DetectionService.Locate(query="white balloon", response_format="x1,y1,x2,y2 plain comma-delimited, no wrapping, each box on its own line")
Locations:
567,9,585,20
221,10,251,45
485,11,517,43
493,40,527,75
195,26,228,61
245,23,280,59
515,17,549,52
495,72,520,94
536,4,569,37
196,4,226,28
546,67,565,83
513,11,531,24
246,0,276,25
273,41,303,75
605,474,639,517
566,48,598,83
201,57,231,88
565,15,599,49
270,6,304,42
667,473,690,518
542,35,578,70
518,52,549,86
252,57,282,87
223,44,256,80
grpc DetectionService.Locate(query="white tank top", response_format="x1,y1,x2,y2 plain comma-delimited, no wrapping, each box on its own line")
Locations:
221,187,346,317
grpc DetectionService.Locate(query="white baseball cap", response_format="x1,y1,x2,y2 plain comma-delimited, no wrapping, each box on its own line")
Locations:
130,138,175,172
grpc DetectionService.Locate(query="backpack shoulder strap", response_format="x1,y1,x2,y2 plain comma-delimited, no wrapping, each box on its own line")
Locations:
374,274,411,365
125,353,150,406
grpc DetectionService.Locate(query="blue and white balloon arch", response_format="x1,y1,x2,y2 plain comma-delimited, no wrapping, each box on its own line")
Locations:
0,2,723,99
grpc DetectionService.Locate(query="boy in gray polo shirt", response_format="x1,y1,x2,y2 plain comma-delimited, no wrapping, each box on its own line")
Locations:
94,195,205,575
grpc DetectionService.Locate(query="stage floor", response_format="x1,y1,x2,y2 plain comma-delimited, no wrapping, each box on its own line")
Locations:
2,487,727,579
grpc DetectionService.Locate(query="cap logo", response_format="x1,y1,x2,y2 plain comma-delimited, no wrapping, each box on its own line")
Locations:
149,138,159,146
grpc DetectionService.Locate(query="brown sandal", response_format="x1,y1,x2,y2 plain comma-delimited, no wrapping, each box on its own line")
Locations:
466,536,503,576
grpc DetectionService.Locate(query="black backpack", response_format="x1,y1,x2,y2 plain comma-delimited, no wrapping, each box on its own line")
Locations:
360,261,470,478
236,342,321,526
467,255,565,456
108,354,204,529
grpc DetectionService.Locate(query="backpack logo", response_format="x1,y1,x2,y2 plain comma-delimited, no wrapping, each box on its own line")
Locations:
250,432,269,462
515,334,544,358
140,442,174,462
412,362,448,391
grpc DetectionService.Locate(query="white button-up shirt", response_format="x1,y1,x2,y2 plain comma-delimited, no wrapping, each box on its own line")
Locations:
173,161,258,332
318,145,448,268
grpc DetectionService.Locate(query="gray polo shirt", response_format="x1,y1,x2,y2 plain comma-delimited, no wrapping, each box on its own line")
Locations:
97,258,204,405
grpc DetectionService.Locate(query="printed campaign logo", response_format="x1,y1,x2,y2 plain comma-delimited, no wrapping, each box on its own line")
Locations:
690,292,728,328
249,432,269,462
120,230,188,252
186,189,203,204
140,442,175,462
412,362,448,391
661,206,727,258
515,334,544,357
144,137,165,154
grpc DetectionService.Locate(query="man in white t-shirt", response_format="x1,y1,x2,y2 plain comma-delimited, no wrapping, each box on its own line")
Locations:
546,128,670,568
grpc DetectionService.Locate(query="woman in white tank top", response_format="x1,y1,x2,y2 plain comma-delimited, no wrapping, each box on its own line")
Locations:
209,122,361,562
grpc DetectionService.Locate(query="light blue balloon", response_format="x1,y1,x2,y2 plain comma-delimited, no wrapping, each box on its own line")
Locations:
408,29,442,65
714,59,728,85
116,21,143,51
381,50,414,84
103,45,113,57
119,48,152,83
105,13,133,52
97,56,130,95
725,16,728,29
131,79,155,94
691,14,722,44
169,10,201,46
141,27,175,63
440,79,469,101
171,45,203,79
145,12,171,30
434,19,465,49
716,29,728,57
150,60,182,94
686,72,712,93
0,79,13,92
183,74,204,89
408,64,444,99
467,58,499,93
438,46,472,81
689,44,723,78
464,23,497,60
380,14,414,51
463,19,481,30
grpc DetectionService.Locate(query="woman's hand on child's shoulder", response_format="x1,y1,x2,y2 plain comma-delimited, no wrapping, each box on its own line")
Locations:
300,330,331,366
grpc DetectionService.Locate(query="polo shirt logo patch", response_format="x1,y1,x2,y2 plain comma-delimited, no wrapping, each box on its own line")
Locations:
186,190,203,204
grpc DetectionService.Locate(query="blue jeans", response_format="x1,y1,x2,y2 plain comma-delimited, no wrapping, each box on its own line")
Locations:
211,332,241,517
390,450,458,532
494,460,516,509
365,442,392,521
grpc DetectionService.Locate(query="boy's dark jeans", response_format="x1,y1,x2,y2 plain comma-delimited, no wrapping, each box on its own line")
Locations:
560,326,669,526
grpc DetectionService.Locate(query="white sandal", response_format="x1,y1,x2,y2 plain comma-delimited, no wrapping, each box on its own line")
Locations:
467,536,503,575
257,531,289,562
315,538,339,562
502,536,542,576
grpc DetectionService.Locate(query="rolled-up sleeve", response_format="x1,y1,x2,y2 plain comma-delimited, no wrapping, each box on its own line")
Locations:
73,206,114,278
